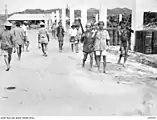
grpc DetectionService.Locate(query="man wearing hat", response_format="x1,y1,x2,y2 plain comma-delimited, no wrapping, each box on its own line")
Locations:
38,22,50,57
117,21,129,67
56,22,65,52
94,21,110,73
0,21,15,71
81,22,96,71
69,22,78,52
13,21,26,60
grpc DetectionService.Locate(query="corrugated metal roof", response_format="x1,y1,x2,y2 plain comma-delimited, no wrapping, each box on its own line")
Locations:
7,14,52,21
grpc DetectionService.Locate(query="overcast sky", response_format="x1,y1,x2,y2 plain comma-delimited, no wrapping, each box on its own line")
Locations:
0,0,134,14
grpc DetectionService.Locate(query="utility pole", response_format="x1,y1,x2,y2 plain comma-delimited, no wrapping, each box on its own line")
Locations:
5,4,8,20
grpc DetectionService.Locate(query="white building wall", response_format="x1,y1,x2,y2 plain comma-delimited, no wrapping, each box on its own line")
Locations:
131,0,157,50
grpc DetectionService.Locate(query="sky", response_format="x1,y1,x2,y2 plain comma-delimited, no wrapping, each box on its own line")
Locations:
0,0,134,14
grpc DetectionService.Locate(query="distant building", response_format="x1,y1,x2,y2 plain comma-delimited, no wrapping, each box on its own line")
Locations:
7,14,53,29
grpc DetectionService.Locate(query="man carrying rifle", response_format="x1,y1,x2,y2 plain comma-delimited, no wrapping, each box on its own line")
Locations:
81,22,96,71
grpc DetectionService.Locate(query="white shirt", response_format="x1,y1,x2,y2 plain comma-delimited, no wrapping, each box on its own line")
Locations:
69,28,77,37
21,25,28,36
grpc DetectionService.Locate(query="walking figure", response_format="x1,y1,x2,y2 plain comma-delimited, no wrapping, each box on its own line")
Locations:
51,23,57,39
81,23,95,71
117,21,129,67
38,22,50,57
75,25,82,53
21,21,29,52
69,23,77,52
94,21,110,73
13,22,26,60
0,21,15,71
56,22,65,52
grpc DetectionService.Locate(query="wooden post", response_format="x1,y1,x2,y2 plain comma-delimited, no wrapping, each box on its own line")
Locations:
99,4,107,28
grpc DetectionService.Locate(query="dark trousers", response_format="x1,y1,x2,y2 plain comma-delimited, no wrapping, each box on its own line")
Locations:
41,43,48,54
7,48,13,64
17,45,22,58
3,48,13,66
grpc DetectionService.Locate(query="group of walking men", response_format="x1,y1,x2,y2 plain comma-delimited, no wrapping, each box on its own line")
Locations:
0,21,29,71
0,19,131,73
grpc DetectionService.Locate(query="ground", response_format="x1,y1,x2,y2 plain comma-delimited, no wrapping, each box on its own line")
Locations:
0,30,157,116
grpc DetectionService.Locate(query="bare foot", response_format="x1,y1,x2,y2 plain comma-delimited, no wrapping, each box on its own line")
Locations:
123,64,126,67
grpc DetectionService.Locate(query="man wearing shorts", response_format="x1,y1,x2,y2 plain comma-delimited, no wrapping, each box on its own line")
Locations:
0,21,15,71
94,21,110,73
69,23,77,52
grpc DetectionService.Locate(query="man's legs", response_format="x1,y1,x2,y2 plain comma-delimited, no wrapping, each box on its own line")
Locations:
94,51,97,67
82,52,88,68
71,43,74,52
58,40,63,51
75,42,79,53
8,48,13,65
123,46,128,66
3,50,9,71
25,38,30,52
7,48,13,71
128,37,131,50
17,45,22,60
44,43,48,56
89,52,94,70
95,51,101,72
41,43,45,55
102,55,107,73
118,47,123,64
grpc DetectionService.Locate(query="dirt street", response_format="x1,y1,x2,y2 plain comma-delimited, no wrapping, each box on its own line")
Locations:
0,30,157,116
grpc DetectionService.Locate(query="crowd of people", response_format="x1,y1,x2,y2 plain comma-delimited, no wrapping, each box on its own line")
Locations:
0,19,132,73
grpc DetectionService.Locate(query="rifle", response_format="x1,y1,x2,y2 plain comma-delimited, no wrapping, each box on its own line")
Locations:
78,19,85,43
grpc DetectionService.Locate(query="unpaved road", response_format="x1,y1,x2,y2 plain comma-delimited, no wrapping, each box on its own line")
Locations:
0,29,157,116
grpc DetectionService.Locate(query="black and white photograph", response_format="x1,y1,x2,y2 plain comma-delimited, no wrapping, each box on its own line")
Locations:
0,0,157,117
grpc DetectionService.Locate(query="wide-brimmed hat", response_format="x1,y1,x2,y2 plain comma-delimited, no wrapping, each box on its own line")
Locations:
3,21,12,27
